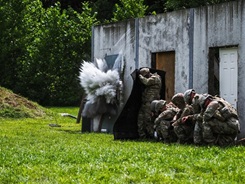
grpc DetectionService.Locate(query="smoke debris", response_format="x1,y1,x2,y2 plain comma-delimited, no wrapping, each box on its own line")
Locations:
79,58,122,118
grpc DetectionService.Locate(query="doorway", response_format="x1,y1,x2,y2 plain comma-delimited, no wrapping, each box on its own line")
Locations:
208,48,220,96
208,47,238,108
152,51,175,102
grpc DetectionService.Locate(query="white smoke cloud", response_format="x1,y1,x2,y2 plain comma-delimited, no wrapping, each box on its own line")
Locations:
79,58,122,118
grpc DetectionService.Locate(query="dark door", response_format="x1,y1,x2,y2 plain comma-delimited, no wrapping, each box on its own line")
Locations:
113,68,165,140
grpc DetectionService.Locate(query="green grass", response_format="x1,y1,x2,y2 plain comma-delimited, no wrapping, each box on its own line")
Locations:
0,107,245,184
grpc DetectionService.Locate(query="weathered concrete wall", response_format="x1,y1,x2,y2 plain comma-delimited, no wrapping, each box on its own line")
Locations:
92,20,136,132
193,7,209,93
138,10,190,93
93,20,136,101
193,0,245,137
239,1,245,137
193,1,242,93
92,0,245,136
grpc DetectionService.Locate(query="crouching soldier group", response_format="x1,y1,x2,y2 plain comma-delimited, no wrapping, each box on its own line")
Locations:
148,88,240,147
136,67,240,146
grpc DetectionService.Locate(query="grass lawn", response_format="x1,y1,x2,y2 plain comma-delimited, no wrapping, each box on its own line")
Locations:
0,107,245,183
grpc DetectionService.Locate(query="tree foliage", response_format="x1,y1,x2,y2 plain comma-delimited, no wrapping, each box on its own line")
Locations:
39,0,234,21
0,1,25,90
164,0,234,11
0,0,97,106
112,0,148,22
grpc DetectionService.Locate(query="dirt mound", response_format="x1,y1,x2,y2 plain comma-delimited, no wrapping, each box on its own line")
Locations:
0,87,50,118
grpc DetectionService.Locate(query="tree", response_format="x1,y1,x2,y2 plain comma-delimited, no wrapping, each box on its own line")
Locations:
145,0,165,15
19,1,97,105
164,0,234,11
90,0,119,23
0,0,98,106
41,0,235,22
111,0,148,22
0,1,26,89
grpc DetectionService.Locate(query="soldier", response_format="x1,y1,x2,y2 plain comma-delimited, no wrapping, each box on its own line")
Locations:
137,68,162,139
183,89,196,105
182,89,203,145
196,94,240,146
171,93,195,144
150,100,161,124
153,100,179,143
150,100,161,139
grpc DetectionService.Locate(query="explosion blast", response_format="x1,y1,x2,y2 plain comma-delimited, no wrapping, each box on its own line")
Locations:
79,58,122,118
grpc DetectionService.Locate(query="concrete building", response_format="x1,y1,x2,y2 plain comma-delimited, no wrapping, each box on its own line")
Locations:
91,0,245,138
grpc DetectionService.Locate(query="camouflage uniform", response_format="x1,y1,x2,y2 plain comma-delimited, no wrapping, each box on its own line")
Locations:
190,94,204,145
154,102,178,143
171,93,195,144
201,96,240,146
183,89,203,145
137,68,162,139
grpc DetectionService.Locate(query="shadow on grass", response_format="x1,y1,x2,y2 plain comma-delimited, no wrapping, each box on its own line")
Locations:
114,138,159,143
56,129,82,134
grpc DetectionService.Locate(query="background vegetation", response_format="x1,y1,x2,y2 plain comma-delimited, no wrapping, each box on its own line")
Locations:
1,107,244,183
0,0,97,106
0,0,234,106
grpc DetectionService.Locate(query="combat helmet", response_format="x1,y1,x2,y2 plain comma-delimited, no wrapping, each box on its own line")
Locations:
183,89,196,105
199,93,213,108
192,93,211,109
155,100,167,113
139,68,150,77
150,100,159,112
171,93,185,109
